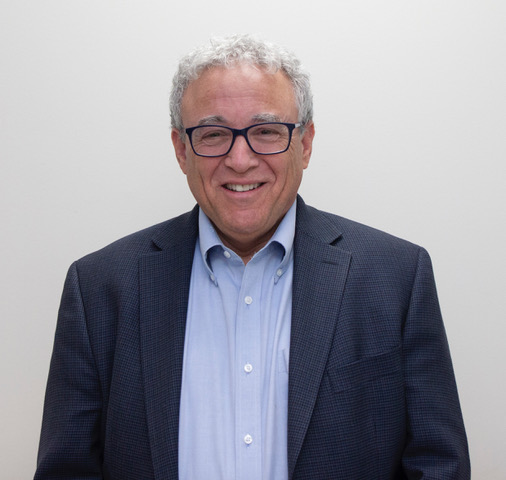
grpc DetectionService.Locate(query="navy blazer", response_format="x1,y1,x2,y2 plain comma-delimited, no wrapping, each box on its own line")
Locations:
35,197,470,479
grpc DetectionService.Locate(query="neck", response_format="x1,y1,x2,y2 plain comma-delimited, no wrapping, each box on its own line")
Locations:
219,235,269,265
216,225,280,265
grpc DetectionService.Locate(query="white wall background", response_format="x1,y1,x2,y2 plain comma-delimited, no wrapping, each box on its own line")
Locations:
1,1,505,478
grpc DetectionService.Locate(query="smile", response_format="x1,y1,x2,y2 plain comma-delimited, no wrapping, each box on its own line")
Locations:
225,183,262,192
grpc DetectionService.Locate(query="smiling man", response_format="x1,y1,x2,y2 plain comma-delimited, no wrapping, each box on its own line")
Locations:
171,62,313,262
35,35,470,479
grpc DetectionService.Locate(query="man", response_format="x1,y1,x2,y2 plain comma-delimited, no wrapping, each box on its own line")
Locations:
35,35,470,479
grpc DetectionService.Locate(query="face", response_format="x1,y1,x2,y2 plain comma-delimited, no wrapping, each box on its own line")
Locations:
172,64,315,256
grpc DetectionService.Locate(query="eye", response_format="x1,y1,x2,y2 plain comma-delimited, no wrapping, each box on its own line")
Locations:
249,124,285,142
195,127,230,144
203,130,224,139
259,128,278,136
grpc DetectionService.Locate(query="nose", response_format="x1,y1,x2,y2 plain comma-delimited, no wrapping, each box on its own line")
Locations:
223,134,259,173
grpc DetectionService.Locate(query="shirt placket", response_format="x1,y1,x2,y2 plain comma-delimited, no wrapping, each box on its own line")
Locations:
235,260,263,480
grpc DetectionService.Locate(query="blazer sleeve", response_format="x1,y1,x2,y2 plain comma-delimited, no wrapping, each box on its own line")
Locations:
401,248,470,478
34,262,103,479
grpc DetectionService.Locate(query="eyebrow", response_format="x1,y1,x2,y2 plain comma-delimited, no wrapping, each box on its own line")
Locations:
197,115,227,126
196,113,283,127
251,113,283,123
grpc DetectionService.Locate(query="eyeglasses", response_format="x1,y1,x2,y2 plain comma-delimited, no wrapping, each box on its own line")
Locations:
185,122,301,157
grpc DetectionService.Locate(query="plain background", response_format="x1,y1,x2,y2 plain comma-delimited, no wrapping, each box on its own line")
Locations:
1,1,505,478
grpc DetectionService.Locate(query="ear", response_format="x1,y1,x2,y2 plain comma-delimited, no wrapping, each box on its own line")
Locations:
301,121,315,169
171,128,188,174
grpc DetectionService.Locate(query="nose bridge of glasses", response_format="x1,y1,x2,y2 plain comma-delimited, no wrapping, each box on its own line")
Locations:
229,126,255,154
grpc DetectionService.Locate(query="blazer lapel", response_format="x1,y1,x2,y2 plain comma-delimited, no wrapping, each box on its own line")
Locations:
288,198,352,478
139,208,198,480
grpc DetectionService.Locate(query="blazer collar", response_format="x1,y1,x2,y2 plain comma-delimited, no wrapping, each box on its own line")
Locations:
150,204,199,252
294,195,344,244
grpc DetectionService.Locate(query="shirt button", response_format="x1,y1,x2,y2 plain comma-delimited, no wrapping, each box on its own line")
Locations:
223,250,231,258
210,274,215,282
244,363,253,373
244,434,253,445
276,269,283,277
244,296,253,305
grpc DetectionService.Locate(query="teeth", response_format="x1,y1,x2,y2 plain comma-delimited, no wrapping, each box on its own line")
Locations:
226,183,261,192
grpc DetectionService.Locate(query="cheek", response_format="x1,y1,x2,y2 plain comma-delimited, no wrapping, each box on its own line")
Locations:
186,159,219,193
281,151,306,185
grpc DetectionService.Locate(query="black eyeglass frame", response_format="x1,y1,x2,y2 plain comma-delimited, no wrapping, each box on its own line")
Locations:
185,122,302,158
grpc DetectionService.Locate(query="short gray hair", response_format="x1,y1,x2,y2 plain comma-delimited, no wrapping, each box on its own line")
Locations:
169,34,313,133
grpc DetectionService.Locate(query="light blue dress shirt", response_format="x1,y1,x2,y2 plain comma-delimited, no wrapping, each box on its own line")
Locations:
178,201,296,480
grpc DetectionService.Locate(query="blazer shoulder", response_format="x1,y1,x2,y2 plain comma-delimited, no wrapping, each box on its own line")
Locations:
74,207,199,273
297,200,426,271
301,201,419,249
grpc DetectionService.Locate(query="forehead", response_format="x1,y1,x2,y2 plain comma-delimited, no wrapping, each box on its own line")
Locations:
180,64,297,126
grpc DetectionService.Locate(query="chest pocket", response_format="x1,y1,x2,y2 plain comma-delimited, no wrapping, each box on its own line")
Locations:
326,345,402,393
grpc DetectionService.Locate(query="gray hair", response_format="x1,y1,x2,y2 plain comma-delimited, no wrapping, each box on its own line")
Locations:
169,34,313,133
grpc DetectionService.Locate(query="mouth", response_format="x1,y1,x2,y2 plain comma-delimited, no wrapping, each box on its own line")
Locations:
224,183,263,192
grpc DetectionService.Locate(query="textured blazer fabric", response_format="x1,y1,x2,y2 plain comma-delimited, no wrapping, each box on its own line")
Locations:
35,196,470,479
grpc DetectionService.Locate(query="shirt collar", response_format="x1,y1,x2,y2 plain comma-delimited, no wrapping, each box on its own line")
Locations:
198,199,297,272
